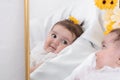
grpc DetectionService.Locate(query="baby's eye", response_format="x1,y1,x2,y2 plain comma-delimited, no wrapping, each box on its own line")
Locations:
51,34,57,38
102,44,106,49
61,40,68,45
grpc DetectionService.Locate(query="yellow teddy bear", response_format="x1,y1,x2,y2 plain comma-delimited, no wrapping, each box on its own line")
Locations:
94,0,118,10
94,0,119,34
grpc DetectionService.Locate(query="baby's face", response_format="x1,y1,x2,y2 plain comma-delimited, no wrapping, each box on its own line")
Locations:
44,24,76,53
96,33,120,69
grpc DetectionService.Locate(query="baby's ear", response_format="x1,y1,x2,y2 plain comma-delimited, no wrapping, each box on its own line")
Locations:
116,58,120,65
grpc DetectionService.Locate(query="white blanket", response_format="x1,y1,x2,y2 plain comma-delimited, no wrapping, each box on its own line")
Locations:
30,37,97,80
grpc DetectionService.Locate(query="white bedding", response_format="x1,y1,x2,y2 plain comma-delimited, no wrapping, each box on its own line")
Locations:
30,37,97,80
30,0,105,80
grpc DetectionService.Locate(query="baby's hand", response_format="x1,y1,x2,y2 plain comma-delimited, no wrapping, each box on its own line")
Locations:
30,62,42,73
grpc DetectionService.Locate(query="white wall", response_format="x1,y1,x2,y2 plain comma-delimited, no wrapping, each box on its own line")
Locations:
0,0,25,80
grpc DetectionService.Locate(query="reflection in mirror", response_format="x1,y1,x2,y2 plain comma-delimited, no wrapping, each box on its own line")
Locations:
29,0,86,77
29,0,105,80
29,0,81,73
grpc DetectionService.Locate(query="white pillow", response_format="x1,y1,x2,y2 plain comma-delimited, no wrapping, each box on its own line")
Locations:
30,19,45,50
81,8,105,49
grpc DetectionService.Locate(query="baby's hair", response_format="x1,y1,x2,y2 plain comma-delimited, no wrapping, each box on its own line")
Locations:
110,28,120,47
53,19,84,41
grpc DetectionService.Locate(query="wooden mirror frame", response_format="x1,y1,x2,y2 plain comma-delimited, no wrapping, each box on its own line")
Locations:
24,0,30,80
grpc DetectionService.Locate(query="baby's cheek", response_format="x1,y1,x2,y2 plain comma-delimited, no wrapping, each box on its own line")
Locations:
55,46,65,53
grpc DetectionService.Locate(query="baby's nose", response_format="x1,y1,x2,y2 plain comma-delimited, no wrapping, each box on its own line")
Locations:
96,51,101,57
96,51,100,56
53,39,60,46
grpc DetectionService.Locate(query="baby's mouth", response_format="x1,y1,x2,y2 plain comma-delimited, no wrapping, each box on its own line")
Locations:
50,46,56,50
48,45,56,52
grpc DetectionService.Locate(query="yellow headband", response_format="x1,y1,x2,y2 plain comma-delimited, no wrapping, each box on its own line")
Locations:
68,16,79,24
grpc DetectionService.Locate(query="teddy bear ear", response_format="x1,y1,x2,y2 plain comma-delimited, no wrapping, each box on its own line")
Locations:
94,0,118,10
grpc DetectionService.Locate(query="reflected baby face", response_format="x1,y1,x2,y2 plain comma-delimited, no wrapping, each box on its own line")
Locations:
44,24,76,53
96,33,120,69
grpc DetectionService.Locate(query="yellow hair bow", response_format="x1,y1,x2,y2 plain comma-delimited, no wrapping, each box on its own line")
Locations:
69,16,79,24
104,21,115,35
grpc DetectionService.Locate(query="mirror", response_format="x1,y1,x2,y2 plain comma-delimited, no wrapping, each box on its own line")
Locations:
28,0,86,78
25,0,106,80
27,0,91,79
29,0,81,70
25,0,78,79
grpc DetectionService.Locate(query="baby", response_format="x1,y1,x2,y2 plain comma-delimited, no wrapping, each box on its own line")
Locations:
44,18,84,53
65,28,120,80
30,17,84,73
